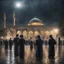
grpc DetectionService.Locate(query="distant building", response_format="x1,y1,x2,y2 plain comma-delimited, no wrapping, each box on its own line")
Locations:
0,13,59,40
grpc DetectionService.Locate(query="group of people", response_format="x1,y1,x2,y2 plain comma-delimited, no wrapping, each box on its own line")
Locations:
0,34,57,60
4,38,13,50
13,34,56,60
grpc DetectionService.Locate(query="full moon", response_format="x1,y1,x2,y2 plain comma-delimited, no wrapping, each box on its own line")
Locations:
16,2,21,8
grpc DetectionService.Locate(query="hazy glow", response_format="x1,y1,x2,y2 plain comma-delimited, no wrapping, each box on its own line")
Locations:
53,28,59,34
15,2,24,8
34,31,39,36
17,31,21,35
45,31,50,36
50,28,59,38
1,36,4,39
28,22,43,26
16,2,21,8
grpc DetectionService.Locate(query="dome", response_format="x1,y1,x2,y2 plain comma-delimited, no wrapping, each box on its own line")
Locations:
28,17,44,26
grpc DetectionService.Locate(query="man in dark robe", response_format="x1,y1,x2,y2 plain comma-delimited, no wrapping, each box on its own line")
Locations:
4,39,8,50
48,35,56,59
30,37,33,51
0,40,2,46
9,38,13,50
36,35,43,60
14,34,19,57
18,35,25,59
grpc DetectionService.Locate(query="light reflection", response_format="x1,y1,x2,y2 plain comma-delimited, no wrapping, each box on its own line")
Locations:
1,47,5,58
0,45,64,64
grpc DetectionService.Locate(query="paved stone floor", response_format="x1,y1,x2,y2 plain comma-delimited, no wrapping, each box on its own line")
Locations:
0,45,64,64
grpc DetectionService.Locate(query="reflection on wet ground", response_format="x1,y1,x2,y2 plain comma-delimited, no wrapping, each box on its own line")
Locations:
0,45,64,64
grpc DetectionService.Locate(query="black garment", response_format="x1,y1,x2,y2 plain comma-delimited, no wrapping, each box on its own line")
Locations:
48,38,56,59
58,38,62,46
18,38,25,59
30,41,33,51
4,40,8,50
0,40,2,45
14,37,19,57
36,38,43,60
9,39,13,50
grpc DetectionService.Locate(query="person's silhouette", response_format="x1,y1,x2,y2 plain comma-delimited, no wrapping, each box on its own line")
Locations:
9,38,13,50
48,35,56,59
30,37,33,51
36,35,43,60
18,35,25,59
4,39,8,50
58,37,61,46
14,34,19,58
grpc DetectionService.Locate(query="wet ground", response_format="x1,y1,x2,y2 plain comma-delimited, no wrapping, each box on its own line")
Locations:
0,45,64,64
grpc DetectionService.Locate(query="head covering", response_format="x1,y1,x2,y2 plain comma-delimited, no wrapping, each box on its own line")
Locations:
20,35,23,38
49,35,53,38
16,34,18,37
10,38,11,40
37,35,40,39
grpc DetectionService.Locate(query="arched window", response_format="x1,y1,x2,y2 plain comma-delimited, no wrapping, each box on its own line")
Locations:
28,31,33,39
34,31,39,36
17,31,21,36
23,30,27,39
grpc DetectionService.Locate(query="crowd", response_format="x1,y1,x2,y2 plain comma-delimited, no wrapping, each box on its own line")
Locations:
0,34,64,61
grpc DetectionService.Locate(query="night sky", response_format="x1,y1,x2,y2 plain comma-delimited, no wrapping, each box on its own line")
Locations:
0,0,64,28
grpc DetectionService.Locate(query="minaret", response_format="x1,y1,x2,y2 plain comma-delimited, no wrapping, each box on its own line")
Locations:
13,12,16,26
3,13,6,29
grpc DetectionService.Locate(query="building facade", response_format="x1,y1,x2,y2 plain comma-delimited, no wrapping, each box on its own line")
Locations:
0,13,59,40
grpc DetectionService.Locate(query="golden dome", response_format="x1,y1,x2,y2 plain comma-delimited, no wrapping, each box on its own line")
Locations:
28,17,44,26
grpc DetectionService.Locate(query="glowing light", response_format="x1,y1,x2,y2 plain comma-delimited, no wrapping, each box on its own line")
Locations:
45,31,50,36
17,31,21,35
34,31,39,36
53,28,59,34
23,31,27,39
28,22,43,26
15,2,24,8
50,28,59,38
16,3,21,8
1,36,3,39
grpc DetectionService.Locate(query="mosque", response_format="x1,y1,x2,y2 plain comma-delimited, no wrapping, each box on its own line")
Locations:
0,13,59,40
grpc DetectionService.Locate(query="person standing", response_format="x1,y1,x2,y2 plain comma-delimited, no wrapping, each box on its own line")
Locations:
9,38,13,50
0,40,2,46
30,37,33,51
4,39,8,50
48,35,56,59
14,34,19,57
18,35,25,59
36,35,43,60
58,37,61,45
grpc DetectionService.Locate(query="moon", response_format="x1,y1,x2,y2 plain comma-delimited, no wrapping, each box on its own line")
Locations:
16,2,21,8
15,2,24,8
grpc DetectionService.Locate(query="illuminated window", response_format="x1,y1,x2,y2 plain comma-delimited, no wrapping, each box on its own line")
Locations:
28,31,33,39
23,30,27,39
28,22,43,26
34,31,39,36
17,31,21,35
